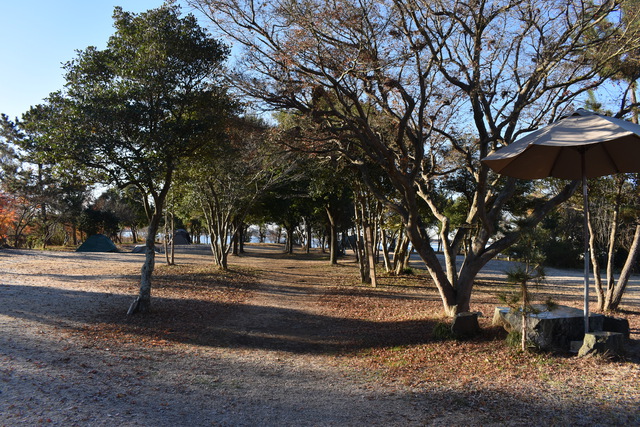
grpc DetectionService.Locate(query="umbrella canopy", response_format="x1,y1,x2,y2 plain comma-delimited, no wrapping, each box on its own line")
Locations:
482,109,640,337
483,110,640,179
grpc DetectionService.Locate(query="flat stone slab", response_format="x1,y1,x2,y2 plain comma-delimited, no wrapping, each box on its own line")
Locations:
494,305,604,352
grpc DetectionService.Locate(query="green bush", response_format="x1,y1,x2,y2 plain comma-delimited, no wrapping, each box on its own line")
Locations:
432,321,454,341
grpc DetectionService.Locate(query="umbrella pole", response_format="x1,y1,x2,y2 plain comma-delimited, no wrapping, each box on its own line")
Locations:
582,160,590,335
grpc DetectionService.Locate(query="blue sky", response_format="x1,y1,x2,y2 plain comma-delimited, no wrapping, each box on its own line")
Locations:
0,1,195,121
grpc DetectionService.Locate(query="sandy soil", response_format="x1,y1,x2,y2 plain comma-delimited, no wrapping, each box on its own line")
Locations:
1,244,638,426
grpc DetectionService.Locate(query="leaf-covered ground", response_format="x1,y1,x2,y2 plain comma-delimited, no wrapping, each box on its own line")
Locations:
1,244,639,425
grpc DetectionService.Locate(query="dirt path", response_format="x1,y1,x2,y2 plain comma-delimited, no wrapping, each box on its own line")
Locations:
0,245,429,426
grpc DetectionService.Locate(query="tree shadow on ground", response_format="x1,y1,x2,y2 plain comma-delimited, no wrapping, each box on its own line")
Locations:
95,292,440,355
0,281,439,354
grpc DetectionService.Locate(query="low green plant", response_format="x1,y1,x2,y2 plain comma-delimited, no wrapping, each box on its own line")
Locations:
400,267,414,276
432,321,455,341
505,330,522,348
499,227,547,352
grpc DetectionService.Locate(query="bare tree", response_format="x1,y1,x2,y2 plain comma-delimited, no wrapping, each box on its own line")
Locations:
192,0,640,315
181,116,295,269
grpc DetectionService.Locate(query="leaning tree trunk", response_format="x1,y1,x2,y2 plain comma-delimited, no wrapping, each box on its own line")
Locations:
606,223,640,310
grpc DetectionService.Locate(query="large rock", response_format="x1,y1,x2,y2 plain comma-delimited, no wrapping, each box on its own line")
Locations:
578,332,625,358
494,305,604,352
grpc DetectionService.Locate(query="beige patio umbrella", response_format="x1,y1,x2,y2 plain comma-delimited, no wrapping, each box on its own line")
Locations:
482,109,640,334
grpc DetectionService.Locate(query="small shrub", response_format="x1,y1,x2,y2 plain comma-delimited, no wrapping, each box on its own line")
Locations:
506,330,522,348
432,321,454,341
544,298,558,311
400,267,414,276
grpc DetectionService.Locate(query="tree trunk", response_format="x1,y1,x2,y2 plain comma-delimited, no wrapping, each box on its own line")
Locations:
128,216,161,315
356,194,377,287
588,213,605,311
285,224,295,254
164,210,171,266
380,229,393,273
232,229,239,255
170,212,175,265
393,228,410,274
521,281,529,352
326,207,338,265
239,224,246,254
363,217,377,288
306,221,312,253
405,218,459,315
606,223,640,310
354,216,369,283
